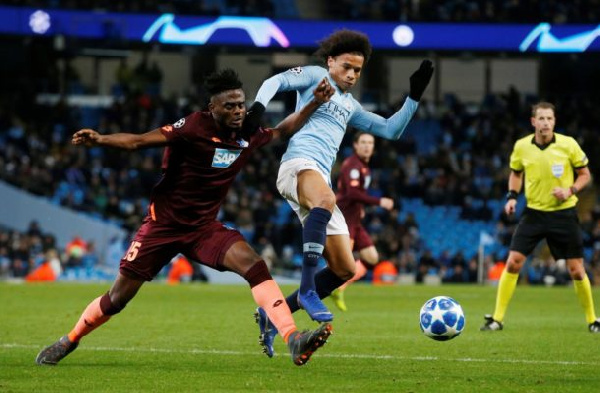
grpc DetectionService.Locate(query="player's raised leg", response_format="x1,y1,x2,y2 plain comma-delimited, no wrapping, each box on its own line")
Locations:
295,169,335,322
332,240,378,311
36,273,143,365
223,240,332,365
256,233,352,357
284,234,355,314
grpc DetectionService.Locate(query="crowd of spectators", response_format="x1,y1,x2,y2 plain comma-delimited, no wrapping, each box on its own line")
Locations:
5,0,600,24
4,0,278,18
4,67,600,284
3,19,600,283
327,0,600,23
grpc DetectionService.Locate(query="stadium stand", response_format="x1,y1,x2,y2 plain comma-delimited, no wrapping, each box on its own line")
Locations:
2,1,600,285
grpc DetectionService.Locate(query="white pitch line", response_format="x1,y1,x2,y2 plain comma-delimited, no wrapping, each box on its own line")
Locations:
2,343,596,366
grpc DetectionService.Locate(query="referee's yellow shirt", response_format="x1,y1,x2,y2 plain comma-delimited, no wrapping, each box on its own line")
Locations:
509,133,588,211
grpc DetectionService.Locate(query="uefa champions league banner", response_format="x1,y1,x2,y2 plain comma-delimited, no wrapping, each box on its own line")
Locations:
2,6,600,52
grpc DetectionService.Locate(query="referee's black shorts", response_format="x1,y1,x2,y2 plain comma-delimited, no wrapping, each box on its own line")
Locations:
510,207,583,259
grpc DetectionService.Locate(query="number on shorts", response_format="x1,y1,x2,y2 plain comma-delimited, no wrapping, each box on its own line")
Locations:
125,241,142,261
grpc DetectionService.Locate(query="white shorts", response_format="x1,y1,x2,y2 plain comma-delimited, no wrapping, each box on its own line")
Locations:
277,158,349,236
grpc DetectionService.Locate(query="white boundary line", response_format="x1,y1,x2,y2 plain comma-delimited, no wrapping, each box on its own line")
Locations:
2,343,595,366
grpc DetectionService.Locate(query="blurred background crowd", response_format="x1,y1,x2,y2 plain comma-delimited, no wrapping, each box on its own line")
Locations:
2,0,600,286
6,0,600,23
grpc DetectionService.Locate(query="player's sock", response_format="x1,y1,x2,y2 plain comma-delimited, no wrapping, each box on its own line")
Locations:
338,260,369,291
492,270,519,322
251,280,296,342
573,275,597,324
67,295,112,343
286,267,346,313
245,261,296,341
300,207,331,295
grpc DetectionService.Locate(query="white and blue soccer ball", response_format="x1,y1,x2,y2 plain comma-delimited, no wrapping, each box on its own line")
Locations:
419,296,465,341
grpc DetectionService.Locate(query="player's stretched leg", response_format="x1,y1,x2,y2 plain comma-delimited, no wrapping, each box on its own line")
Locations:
285,234,355,313
331,229,377,312
257,264,344,358
567,258,600,332
36,273,143,365
331,260,367,312
295,170,336,322
287,322,333,366
225,241,332,364
248,264,333,365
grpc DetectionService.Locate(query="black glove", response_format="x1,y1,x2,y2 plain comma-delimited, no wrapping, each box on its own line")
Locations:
409,60,434,101
240,101,265,139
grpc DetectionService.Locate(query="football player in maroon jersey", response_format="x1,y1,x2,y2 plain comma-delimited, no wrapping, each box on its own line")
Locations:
331,132,394,311
36,70,334,367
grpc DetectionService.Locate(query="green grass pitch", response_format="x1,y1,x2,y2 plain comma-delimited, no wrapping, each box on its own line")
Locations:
2,282,600,392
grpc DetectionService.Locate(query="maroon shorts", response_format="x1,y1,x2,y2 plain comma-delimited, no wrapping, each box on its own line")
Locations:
120,217,245,281
348,224,374,252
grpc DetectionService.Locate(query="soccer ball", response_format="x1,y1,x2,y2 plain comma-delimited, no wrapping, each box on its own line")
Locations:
419,296,465,341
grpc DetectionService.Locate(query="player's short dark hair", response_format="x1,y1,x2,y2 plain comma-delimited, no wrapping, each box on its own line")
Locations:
531,102,555,117
315,29,372,64
353,131,374,143
204,68,243,97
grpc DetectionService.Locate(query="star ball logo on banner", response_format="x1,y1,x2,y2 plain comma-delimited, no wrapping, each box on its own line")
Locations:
142,14,290,47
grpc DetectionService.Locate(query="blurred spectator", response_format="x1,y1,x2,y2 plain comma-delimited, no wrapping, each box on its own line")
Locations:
25,249,62,281
167,255,194,284
487,260,505,282
372,259,398,285
5,0,598,23
64,236,87,268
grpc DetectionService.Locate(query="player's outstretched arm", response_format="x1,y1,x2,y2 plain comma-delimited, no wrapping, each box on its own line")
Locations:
348,60,434,141
409,60,434,102
72,128,168,150
271,77,334,140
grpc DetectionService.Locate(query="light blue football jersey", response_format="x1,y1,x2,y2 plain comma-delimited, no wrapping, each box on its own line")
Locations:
255,65,418,178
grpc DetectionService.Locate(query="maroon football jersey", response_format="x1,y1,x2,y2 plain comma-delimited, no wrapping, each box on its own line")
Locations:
149,112,272,226
336,153,380,226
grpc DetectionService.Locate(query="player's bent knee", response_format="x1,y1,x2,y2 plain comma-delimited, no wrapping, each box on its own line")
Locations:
100,292,125,316
320,194,336,211
567,260,586,279
506,255,526,273
334,265,356,281
363,254,379,266
243,260,272,288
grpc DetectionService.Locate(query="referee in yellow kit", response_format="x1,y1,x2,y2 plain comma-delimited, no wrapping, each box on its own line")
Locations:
481,101,600,332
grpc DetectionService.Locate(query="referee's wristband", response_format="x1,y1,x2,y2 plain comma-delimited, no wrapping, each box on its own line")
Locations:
506,190,518,201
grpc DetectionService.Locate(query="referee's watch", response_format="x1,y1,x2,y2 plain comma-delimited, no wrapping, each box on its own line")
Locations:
506,190,518,201
570,186,578,195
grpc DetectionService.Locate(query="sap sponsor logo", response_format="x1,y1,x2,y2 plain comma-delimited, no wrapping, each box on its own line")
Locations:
212,148,242,168
173,118,186,128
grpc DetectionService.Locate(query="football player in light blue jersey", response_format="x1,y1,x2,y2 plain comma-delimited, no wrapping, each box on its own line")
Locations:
250,30,433,354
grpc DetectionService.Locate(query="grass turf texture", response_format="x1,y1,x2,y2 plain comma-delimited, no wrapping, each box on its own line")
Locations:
1,282,600,392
